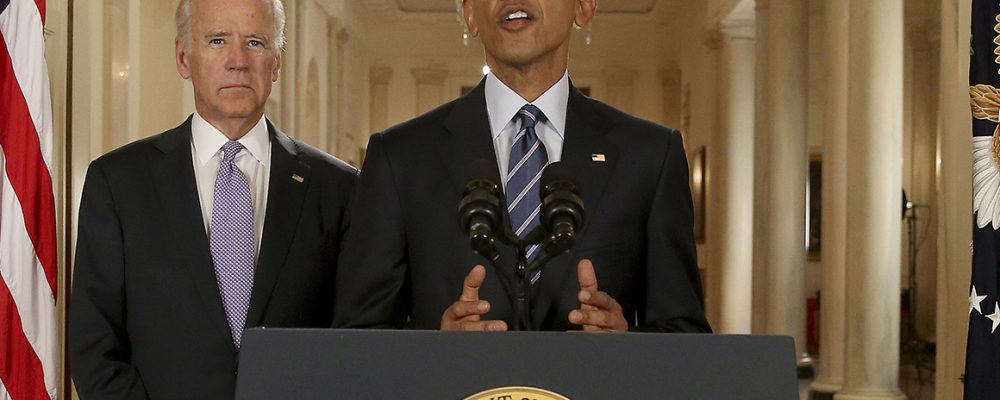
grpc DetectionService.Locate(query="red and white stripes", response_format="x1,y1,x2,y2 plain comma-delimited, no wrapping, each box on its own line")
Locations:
0,0,58,398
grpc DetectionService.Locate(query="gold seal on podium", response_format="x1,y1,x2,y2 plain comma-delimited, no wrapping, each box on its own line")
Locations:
464,386,570,400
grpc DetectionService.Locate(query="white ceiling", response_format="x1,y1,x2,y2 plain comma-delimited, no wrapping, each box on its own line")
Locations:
394,0,664,14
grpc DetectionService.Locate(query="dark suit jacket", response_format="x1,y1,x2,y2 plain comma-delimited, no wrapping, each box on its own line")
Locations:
69,117,357,399
333,80,710,333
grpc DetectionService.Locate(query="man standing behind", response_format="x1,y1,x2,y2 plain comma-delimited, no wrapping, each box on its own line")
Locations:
69,0,357,398
334,0,710,333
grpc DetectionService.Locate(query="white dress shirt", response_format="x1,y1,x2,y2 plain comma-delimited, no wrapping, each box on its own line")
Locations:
485,71,569,190
190,112,271,259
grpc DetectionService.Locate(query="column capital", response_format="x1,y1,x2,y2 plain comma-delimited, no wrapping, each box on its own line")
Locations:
659,65,681,87
411,67,449,84
721,19,756,39
335,27,350,45
721,0,756,39
704,29,725,50
327,16,341,38
370,66,393,84
602,67,638,86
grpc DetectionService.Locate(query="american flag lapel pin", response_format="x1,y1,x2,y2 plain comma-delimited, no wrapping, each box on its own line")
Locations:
292,174,305,183
591,153,606,162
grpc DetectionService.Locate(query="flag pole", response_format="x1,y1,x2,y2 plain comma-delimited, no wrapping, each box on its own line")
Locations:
63,0,74,397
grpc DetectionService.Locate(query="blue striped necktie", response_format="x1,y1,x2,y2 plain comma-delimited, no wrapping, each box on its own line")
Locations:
210,141,256,347
506,104,547,284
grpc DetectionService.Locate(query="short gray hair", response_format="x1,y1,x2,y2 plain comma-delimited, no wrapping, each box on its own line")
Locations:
176,0,287,52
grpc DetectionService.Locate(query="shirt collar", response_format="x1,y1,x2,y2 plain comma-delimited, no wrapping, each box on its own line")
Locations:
484,71,569,140
191,112,270,167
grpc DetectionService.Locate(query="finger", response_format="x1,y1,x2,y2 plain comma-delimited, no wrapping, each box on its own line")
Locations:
568,309,614,329
460,265,487,302
579,289,620,312
577,259,599,292
442,300,490,323
451,320,508,332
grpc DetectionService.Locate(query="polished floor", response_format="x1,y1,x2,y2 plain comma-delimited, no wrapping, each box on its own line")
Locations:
799,342,936,400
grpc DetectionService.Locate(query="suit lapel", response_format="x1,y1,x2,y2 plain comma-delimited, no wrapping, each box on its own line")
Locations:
440,79,503,193
245,122,311,327
531,84,619,329
151,117,234,345
439,79,515,316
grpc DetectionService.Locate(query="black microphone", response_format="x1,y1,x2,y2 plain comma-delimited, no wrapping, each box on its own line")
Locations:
458,159,503,263
539,162,585,252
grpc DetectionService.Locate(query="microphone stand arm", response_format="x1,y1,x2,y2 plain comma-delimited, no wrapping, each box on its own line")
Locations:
472,225,575,331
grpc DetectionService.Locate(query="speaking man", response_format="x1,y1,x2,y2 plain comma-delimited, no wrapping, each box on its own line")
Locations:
334,0,709,333
69,0,357,398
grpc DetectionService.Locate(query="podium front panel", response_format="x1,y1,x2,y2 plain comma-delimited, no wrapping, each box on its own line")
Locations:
235,328,797,399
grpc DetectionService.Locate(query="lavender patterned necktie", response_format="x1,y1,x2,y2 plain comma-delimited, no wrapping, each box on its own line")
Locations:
506,104,547,284
210,141,255,347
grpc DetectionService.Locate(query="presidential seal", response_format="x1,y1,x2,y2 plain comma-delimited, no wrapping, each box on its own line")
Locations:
464,386,571,400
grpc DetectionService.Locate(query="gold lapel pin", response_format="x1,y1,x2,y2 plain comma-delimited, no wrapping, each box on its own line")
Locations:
292,174,305,183
591,154,606,162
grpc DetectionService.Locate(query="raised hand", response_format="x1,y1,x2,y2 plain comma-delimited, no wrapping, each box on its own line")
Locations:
440,265,508,331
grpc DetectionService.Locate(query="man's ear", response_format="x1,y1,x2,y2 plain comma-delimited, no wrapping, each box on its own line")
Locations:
575,0,598,28
272,53,282,82
176,39,192,80
462,0,479,37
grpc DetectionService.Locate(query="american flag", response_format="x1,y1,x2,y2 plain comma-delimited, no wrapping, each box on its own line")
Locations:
968,0,1000,398
0,0,59,398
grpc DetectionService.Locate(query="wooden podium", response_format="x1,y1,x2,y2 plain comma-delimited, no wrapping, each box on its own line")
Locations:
235,328,798,399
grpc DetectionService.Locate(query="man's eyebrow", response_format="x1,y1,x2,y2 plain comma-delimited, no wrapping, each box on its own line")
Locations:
245,33,270,41
204,30,231,38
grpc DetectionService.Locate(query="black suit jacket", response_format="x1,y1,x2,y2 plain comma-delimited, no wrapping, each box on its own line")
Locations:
69,117,357,399
333,80,710,332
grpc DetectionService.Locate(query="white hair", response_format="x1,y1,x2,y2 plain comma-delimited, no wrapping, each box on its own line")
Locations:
176,0,286,52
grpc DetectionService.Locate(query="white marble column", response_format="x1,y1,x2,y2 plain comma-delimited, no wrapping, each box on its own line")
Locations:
333,26,351,159
660,66,681,129
905,27,940,344
763,0,809,363
412,67,449,115
281,0,298,133
934,1,972,398
326,17,343,155
716,22,755,334
751,0,770,335
810,0,848,397
602,67,638,114
835,0,905,399
369,67,393,135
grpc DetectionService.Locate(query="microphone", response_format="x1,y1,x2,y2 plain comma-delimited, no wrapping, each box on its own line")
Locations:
458,159,503,263
539,162,585,252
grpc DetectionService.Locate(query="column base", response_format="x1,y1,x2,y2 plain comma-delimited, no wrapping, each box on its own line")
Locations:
808,381,841,400
833,390,906,400
809,391,836,400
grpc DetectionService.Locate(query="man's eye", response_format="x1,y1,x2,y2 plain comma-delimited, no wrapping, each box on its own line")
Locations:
210,38,224,45
249,40,264,47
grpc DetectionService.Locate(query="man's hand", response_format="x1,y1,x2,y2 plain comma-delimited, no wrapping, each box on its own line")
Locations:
568,259,629,332
440,265,508,331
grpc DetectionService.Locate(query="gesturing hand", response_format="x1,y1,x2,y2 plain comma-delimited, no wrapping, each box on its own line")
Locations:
440,265,508,331
568,259,628,332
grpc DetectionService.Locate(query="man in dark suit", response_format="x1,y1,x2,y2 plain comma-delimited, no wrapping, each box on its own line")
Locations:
334,0,709,333
68,0,356,398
